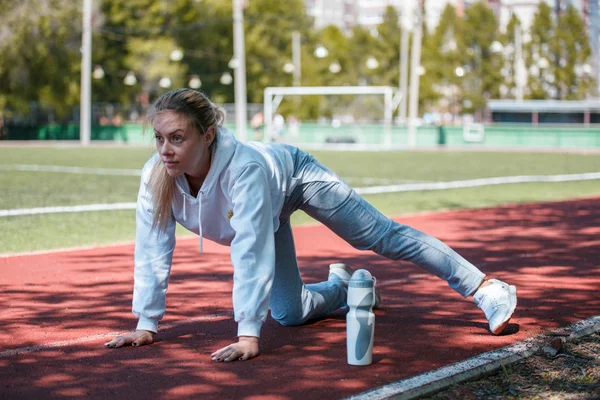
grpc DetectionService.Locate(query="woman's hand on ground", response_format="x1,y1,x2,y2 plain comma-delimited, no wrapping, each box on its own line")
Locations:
211,336,259,362
104,330,155,348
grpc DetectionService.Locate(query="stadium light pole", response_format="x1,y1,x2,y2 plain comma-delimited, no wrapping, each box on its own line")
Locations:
80,0,92,146
292,31,301,86
399,16,409,123
407,2,423,149
514,24,525,101
233,0,247,142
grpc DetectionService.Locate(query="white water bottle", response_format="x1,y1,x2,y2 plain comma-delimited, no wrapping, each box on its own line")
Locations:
346,269,376,366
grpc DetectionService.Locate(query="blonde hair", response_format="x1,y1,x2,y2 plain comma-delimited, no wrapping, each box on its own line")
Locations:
145,88,226,232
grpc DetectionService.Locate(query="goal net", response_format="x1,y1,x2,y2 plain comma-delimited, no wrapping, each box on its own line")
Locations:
262,86,402,150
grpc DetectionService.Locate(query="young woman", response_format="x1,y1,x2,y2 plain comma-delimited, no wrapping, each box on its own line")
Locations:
104,88,517,362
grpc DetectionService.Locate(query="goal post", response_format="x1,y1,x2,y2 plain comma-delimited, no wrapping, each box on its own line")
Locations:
263,86,402,147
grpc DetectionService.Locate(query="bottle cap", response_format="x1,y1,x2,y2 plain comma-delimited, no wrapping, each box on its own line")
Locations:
349,269,374,288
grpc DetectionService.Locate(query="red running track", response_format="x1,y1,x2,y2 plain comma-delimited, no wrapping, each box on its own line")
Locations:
1,198,599,399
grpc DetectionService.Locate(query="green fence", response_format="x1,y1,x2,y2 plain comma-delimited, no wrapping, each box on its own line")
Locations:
4,122,600,149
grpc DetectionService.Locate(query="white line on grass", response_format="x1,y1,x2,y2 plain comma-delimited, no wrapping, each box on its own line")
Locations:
2,172,600,217
0,313,231,358
3,164,423,184
344,315,600,400
0,164,142,176
343,177,430,185
0,203,137,217
354,172,600,195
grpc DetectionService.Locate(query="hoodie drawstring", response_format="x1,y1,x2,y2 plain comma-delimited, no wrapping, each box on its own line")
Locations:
198,192,203,253
180,191,202,252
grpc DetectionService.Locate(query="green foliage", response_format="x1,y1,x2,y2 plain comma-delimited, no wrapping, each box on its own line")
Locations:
525,3,596,100
245,0,312,104
424,3,461,115
460,2,504,116
500,13,522,97
0,0,598,122
526,1,555,99
0,0,81,117
553,6,596,99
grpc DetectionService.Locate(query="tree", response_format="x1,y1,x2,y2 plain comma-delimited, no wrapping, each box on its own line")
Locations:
170,0,235,104
96,0,205,103
499,13,522,99
552,5,596,99
525,1,556,99
374,6,402,87
417,4,440,113
0,1,81,117
426,3,462,117
244,0,312,104
460,1,504,119
276,24,351,120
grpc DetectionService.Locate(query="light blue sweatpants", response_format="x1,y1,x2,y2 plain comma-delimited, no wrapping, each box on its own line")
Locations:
269,146,485,326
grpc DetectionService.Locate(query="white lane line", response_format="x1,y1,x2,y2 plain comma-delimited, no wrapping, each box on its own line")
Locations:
0,203,137,217
344,315,600,400
0,313,231,358
2,172,600,217
343,177,430,185
354,172,600,195
1,165,423,184
0,164,141,176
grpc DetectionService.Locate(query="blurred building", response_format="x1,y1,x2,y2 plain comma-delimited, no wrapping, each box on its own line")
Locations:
305,0,418,31
305,0,600,93
304,1,594,33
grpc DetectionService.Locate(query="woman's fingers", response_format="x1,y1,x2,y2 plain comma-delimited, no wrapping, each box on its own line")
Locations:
211,345,232,361
105,335,132,348
104,331,154,348
211,346,252,362
223,349,242,362
212,337,260,362
211,346,242,362
132,332,154,347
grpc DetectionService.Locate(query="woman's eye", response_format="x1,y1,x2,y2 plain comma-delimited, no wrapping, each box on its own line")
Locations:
155,135,163,142
172,135,183,143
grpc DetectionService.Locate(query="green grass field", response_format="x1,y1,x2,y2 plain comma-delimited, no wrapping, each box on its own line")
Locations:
1,145,599,254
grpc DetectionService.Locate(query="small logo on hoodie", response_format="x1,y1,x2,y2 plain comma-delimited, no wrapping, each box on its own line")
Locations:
227,209,234,220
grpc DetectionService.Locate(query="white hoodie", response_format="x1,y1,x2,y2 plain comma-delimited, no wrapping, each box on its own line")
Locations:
132,128,297,337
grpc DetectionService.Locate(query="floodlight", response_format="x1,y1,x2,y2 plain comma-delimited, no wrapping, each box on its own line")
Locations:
314,45,329,58
159,77,172,88
283,63,295,73
189,75,202,89
366,56,379,70
228,58,240,69
170,49,184,61
93,66,105,79
490,41,504,54
124,71,137,86
329,62,341,74
220,72,233,85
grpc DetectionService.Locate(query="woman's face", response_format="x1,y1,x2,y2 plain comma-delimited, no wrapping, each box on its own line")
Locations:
153,110,215,179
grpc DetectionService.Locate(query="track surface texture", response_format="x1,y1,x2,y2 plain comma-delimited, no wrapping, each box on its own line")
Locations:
2,198,599,399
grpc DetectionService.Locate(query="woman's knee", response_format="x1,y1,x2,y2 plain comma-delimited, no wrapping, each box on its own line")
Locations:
271,308,306,326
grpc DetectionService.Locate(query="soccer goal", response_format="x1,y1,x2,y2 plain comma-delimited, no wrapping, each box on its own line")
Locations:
263,86,402,149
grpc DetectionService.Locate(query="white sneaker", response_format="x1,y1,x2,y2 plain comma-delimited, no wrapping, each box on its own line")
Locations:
328,263,355,284
473,279,517,335
329,263,381,308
